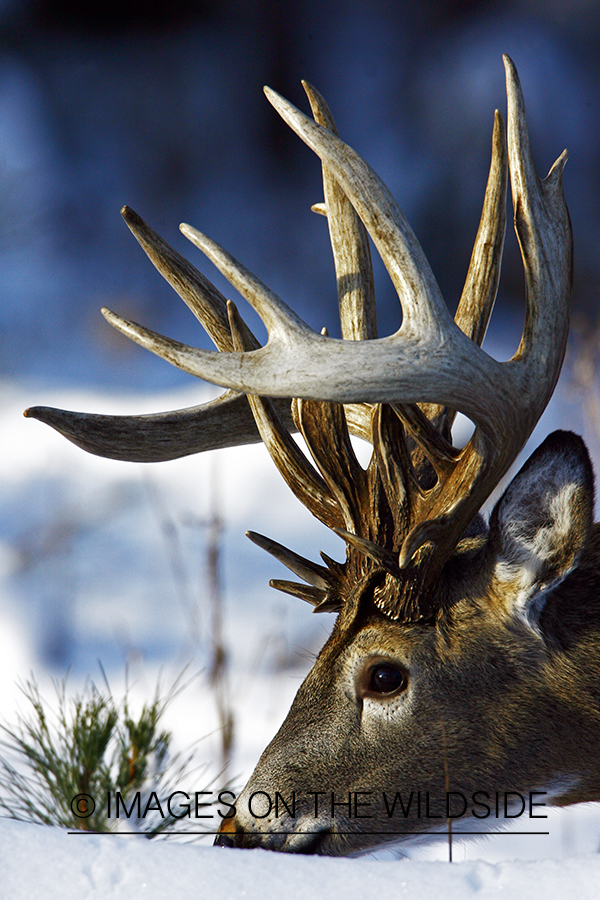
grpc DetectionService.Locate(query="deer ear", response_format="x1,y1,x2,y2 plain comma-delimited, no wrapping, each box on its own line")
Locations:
488,431,594,625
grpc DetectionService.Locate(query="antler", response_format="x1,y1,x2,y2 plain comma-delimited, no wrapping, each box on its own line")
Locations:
26,56,571,612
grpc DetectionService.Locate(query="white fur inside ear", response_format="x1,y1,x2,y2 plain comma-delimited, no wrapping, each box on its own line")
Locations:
497,480,578,575
491,437,592,627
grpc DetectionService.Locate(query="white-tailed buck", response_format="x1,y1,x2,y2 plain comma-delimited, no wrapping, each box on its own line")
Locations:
26,57,600,855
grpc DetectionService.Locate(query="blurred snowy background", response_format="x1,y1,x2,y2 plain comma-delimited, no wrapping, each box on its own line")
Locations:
1,0,600,865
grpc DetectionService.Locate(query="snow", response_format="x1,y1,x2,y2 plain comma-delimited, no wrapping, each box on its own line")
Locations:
2,816,600,900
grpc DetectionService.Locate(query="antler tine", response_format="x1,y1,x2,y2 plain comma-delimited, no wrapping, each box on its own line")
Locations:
333,527,402,577
417,106,508,442
121,206,260,352
454,108,508,348
293,398,369,535
391,402,460,468
269,580,341,613
179,223,313,340
504,55,571,386
269,581,332,610
301,81,377,342
247,529,342,613
263,85,451,338
246,531,336,590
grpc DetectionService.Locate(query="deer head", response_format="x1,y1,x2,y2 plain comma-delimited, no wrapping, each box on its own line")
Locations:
26,57,600,855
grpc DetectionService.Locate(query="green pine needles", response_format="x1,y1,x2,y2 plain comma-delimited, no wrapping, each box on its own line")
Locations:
0,670,211,836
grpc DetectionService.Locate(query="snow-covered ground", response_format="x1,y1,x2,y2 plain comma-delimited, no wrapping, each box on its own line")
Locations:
1,376,600,897
2,814,600,900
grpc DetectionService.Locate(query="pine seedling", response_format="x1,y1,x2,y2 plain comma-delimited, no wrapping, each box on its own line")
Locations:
0,670,211,837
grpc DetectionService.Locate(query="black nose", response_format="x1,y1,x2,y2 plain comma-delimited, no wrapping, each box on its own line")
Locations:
214,832,236,848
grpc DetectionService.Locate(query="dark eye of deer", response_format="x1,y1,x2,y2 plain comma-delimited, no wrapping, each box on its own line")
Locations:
368,664,407,695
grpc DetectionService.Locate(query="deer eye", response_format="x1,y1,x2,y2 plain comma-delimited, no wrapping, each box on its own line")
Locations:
367,663,408,695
